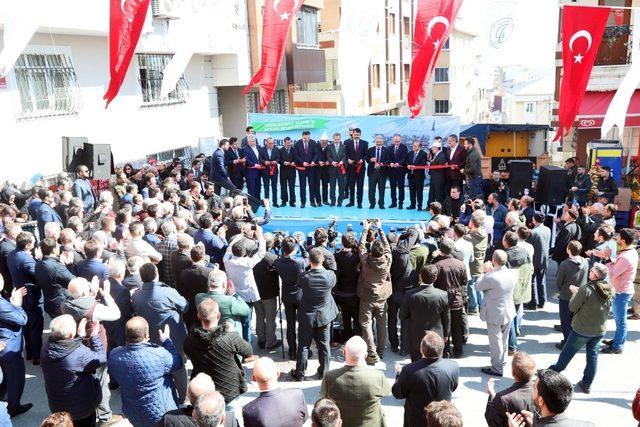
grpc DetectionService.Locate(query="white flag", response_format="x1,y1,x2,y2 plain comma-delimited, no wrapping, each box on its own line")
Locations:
0,0,44,77
601,8,640,141
338,0,383,115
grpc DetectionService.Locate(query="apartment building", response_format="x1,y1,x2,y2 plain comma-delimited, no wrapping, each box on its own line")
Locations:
553,0,640,164
0,0,252,181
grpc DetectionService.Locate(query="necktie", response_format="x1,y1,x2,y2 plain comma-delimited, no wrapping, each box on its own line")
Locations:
394,146,398,156
414,152,418,163
376,148,380,163
355,141,359,153
304,142,308,154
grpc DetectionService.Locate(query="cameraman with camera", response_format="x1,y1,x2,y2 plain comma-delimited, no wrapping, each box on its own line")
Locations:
308,228,337,273
357,219,392,365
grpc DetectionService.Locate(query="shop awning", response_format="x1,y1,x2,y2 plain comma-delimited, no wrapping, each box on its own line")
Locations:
577,90,640,128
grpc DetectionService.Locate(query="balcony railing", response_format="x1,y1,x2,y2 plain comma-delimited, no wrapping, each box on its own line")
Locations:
595,25,633,66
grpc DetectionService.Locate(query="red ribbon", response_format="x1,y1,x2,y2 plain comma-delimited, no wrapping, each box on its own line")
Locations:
269,164,277,176
339,164,346,175
355,162,363,175
405,164,458,170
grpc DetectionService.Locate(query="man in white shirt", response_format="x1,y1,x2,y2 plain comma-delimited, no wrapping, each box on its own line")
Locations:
124,222,163,263
223,225,266,344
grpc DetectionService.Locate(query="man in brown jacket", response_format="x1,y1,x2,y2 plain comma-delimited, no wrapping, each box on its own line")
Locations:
357,220,392,365
433,239,469,358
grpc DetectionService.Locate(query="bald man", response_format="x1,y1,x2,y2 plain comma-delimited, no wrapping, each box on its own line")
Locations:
242,357,308,427
157,373,238,427
320,336,391,426
193,390,226,427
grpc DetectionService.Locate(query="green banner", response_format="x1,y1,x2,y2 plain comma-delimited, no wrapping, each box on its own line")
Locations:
252,118,330,133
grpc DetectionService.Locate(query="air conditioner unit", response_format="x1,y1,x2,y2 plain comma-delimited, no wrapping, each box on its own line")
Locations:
151,0,180,19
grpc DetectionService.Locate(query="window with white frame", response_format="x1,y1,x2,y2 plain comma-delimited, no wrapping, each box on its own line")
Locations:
297,6,319,48
434,67,449,83
434,99,450,114
14,53,80,119
137,54,187,105
525,102,535,113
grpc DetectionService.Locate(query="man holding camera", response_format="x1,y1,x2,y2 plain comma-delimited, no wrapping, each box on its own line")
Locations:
357,220,392,365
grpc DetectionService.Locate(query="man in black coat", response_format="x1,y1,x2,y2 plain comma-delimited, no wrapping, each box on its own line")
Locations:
406,141,428,211
392,332,459,427
253,236,280,350
177,245,215,329
327,133,348,207
345,128,368,208
388,134,409,209
259,138,281,207
596,166,618,203
170,235,194,288
278,137,297,207
291,248,339,381
225,137,245,191
211,139,237,195
484,352,536,427
367,135,390,210
445,134,465,193
334,233,361,342
294,131,320,208
428,139,447,205
0,223,19,296
552,209,582,265
399,265,450,362
35,238,75,318
317,135,331,206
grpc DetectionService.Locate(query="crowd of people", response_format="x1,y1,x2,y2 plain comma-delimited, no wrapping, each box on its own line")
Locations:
0,131,637,427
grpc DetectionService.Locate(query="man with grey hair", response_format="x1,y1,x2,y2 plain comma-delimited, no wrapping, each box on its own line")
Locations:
327,131,347,207
259,137,281,206
156,220,179,286
243,134,262,199
121,255,144,291
366,135,390,209
193,390,227,427
476,250,517,377
125,221,163,262
43,222,62,241
320,336,391,426
105,258,133,351
388,133,408,209
41,314,105,426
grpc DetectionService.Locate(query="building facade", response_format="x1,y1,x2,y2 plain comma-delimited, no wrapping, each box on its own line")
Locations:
0,0,252,182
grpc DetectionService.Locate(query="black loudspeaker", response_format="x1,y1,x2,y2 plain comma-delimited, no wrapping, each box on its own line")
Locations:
62,137,88,173
508,160,533,198
537,165,568,206
83,143,113,180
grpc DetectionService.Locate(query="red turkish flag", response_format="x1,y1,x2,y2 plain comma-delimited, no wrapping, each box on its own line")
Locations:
242,0,302,111
554,5,609,141
407,0,462,118
103,0,151,108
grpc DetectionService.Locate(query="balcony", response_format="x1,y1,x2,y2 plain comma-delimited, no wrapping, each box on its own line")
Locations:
588,25,633,92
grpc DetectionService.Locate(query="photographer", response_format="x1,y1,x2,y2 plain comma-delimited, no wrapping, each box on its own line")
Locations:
308,227,337,273
357,220,392,365
224,199,271,241
334,232,361,342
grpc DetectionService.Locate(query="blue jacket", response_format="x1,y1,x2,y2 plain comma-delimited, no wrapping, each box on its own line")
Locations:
7,249,40,309
487,203,508,244
0,297,27,355
41,335,105,420
28,198,42,220
242,145,261,179
211,148,228,181
72,178,96,213
108,339,182,427
36,203,63,240
131,281,189,352
35,256,75,317
75,258,109,282
194,229,228,265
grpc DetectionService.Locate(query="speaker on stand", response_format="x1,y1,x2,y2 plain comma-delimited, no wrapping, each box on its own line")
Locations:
508,160,533,198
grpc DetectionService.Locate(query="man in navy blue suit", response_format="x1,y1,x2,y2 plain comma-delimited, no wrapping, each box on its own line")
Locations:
225,137,246,191
406,141,429,211
259,137,281,207
72,164,96,214
36,189,63,240
243,135,263,200
345,128,368,208
294,131,320,208
7,231,42,364
388,134,409,209
367,135,391,209
211,138,237,195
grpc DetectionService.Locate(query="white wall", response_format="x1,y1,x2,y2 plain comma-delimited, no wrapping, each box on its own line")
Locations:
0,33,222,182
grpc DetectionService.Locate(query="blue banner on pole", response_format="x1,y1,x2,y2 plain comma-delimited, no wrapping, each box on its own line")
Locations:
248,113,460,148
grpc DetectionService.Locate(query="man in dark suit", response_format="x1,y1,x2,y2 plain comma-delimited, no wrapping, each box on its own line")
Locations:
526,213,551,310
7,231,42,364
294,131,319,208
291,248,338,381
242,135,262,200
36,189,63,240
253,236,280,350
0,224,19,296
367,135,390,210
399,264,450,362
406,141,428,211
551,209,581,265
345,128,368,208
388,134,408,209
317,135,331,205
75,238,109,281
259,138,280,207
392,332,459,427
225,137,246,191
445,134,465,193
177,245,215,329
274,238,307,360
170,235,195,288
211,139,237,195
243,357,308,427
35,238,75,318
327,132,347,207
428,140,447,205
72,164,96,214
279,137,297,207
241,125,254,148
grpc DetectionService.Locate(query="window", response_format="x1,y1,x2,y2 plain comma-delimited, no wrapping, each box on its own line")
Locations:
137,54,187,105
371,64,381,88
403,16,411,35
246,89,289,114
525,102,535,113
389,13,396,34
14,53,80,119
297,6,319,48
434,67,449,83
442,39,450,50
388,64,396,85
403,64,410,83
434,99,450,114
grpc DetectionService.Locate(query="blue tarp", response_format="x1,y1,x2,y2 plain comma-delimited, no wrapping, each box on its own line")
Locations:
461,124,550,155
